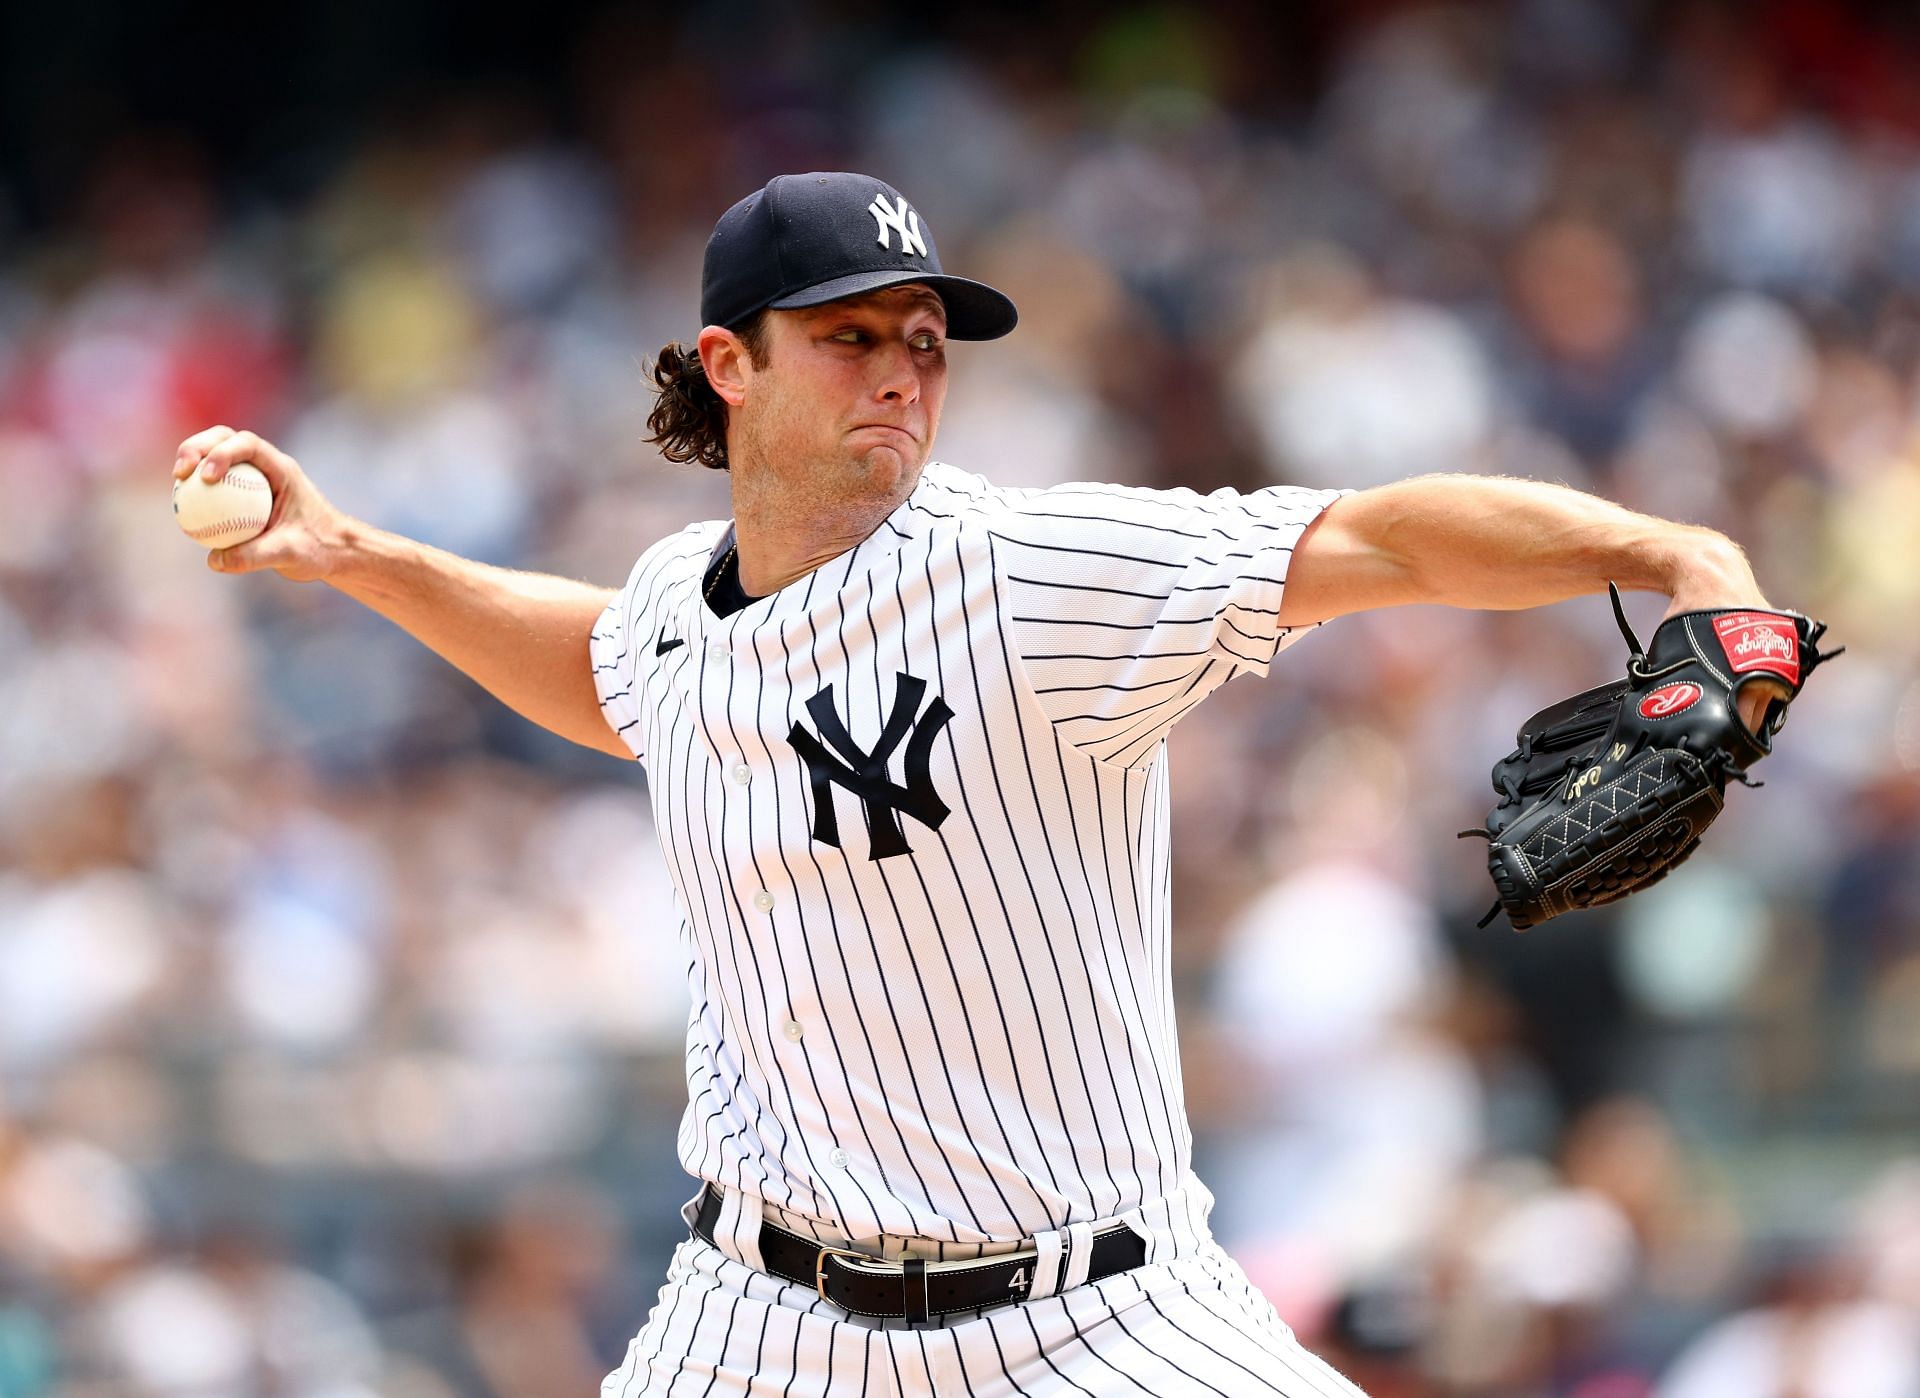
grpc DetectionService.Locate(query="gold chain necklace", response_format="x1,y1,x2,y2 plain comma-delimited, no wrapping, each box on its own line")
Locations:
704,541,738,604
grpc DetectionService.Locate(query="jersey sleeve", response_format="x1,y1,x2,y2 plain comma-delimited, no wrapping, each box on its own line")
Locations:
591,537,689,764
590,577,648,763
992,480,1346,767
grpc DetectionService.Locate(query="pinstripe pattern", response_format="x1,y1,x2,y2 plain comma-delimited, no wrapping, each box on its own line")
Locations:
600,1234,1367,1396
591,462,1352,1393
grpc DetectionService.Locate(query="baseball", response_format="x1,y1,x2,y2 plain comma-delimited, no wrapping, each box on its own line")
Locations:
172,463,273,550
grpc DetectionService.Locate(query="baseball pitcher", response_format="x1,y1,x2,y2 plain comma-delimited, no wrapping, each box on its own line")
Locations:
173,173,1808,1396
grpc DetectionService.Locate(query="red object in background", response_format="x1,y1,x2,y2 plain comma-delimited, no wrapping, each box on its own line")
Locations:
1764,0,1920,135
168,305,292,443
1567,1373,1654,1398
0,297,292,477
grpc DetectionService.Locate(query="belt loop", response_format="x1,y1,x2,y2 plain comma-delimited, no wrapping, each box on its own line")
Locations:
1026,1226,1066,1300
1060,1221,1096,1292
716,1185,765,1273
902,1257,930,1325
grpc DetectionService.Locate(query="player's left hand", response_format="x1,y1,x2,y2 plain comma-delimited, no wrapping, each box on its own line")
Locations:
1466,583,1839,931
1659,543,1792,737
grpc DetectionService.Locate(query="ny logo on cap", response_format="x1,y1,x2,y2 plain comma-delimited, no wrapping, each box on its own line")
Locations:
868,193,929,258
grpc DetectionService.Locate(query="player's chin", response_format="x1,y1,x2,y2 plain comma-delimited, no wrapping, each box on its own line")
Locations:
844,438,925,484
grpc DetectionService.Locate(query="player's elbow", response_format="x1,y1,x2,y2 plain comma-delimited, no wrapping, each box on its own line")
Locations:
539,674,644,760
1276,500,1420,626
578,724,642,760
568,693,644,760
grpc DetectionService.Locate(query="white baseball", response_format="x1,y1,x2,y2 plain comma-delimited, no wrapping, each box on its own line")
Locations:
173,463,273,550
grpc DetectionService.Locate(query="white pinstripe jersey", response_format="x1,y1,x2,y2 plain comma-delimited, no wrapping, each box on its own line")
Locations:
591,462,1341,1250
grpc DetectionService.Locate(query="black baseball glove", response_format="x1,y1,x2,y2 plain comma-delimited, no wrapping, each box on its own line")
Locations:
1462,585,1840,931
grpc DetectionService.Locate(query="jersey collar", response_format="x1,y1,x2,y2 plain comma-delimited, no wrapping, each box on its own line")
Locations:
692,462,948,631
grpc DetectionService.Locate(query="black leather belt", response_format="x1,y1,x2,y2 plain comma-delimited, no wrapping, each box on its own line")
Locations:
690,1184,1146,1323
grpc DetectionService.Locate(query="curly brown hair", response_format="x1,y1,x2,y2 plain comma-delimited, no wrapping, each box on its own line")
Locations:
644,312,772,471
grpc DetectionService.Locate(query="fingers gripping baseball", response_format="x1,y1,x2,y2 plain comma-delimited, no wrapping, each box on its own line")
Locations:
171,427,348,583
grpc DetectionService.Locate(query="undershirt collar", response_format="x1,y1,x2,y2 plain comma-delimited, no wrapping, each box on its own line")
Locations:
703,527,763,618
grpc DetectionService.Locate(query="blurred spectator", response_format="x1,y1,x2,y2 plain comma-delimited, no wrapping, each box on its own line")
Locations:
1501,216,1661,465
1230,245,1496,488
80,1236,383,1397
1657,1247,1920,1398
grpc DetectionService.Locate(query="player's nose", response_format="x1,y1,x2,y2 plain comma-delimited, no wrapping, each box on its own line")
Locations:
870,340,922,404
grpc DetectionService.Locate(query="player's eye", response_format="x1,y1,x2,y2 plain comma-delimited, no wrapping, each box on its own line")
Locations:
910,332,943,352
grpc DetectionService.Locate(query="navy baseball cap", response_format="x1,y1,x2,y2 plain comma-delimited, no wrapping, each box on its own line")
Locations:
700,173,1018,340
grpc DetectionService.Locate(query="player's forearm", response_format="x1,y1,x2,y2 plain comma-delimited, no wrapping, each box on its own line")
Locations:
1384,474,1741,606
326,520,627,756
1300,474,1759,618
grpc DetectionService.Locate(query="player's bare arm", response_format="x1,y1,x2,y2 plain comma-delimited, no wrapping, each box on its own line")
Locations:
1277,472,1785,731
172,426,630,759
1278,473,1767,622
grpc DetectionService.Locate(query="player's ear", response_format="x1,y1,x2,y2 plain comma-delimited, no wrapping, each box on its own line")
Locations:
698,326,754,407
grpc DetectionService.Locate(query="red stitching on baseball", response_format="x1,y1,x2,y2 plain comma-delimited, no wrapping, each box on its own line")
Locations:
188,516,267,540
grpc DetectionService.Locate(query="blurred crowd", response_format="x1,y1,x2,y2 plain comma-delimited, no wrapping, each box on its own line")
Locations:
3,0,1920,1393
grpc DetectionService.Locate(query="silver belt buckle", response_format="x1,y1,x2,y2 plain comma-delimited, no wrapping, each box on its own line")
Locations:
816,1242,1048,1314
814,1245,874,1303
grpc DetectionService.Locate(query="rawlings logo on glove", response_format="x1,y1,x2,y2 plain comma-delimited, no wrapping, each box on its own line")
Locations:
1715,615,1801,682
1639,683,1701,719
1461,585,1841,931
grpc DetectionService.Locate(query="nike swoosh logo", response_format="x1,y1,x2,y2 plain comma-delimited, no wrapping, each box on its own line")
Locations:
656,632,685,656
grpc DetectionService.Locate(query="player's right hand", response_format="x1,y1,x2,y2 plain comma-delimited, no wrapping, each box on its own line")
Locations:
171,427,350,583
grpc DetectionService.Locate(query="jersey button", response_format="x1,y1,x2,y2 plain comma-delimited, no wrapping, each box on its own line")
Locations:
781,1019,804,1042
752,890,775,912
829,1148,849,1169
732,764,751,785
707,645,727,664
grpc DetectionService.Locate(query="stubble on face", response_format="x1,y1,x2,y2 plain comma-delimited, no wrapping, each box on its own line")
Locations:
729,286,949,524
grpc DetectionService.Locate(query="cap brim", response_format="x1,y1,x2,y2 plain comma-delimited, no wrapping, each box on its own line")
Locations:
768,270,1018,341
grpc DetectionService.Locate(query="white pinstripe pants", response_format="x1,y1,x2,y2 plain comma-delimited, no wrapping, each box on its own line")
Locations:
599,1232,1370,1396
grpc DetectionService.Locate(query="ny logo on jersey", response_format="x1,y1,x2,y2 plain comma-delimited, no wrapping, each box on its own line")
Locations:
867,193,929,258
787,673,951,860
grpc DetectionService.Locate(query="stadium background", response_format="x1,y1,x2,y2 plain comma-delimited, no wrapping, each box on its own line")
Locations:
2,0,1919,1392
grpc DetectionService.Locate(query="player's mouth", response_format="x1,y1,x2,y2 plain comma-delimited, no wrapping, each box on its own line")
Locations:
850,423,919,442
